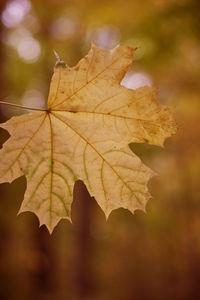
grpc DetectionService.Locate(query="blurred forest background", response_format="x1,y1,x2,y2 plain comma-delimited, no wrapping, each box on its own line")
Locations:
0,0,200,299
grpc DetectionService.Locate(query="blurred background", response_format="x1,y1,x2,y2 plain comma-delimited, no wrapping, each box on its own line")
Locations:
0,0,200,299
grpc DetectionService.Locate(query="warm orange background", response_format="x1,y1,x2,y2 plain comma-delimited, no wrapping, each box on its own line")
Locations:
0,0,200,299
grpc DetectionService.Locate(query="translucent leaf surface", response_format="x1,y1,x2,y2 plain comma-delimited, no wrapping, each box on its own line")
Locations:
0,44,177,232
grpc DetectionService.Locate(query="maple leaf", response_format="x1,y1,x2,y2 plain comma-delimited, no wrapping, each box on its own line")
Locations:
0,44,177,232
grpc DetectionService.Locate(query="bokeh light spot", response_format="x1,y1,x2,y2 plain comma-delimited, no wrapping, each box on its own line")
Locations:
86,25,121,50
5,27,31,47
17,36,41,63
121,71,153,90
51,17,78,40
22,89,45,109
1,0,31,28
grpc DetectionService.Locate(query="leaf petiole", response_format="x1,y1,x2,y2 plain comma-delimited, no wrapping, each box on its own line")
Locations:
0,101,47,112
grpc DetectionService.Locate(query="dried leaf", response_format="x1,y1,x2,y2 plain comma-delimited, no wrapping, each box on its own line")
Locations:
0,44,177,232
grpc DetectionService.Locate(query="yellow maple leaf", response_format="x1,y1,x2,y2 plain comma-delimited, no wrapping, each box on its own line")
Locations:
0,44,177,232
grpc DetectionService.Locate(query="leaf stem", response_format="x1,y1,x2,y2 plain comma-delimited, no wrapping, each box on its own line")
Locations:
0,101,47,112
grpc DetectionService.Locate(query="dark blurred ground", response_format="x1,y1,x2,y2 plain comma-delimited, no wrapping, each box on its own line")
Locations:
0,0,200,299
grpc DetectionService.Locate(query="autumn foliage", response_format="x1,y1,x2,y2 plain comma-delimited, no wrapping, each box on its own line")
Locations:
0,44,177,232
